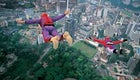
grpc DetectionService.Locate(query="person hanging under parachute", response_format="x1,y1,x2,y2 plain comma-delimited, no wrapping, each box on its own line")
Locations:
16,10,73,49
87,36,127,55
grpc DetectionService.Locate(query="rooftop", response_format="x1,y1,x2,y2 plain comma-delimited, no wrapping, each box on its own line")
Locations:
136,47,140,55
133,24,140,32
121,11,132,17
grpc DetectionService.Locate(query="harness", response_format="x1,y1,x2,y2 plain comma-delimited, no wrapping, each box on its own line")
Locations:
44,24,54,26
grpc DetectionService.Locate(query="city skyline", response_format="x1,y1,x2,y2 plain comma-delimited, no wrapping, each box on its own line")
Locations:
0,0,140,80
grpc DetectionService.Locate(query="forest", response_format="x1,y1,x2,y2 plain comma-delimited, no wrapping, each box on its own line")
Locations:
0,27,114,80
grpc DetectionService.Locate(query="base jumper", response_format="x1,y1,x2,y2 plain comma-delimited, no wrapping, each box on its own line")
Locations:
16,10,73,49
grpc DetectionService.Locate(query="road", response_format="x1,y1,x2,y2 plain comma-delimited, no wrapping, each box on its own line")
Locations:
37,46,50,63
26,45,51,77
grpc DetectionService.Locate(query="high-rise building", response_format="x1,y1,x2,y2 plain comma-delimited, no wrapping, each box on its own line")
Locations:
65,17,76,40
126,22,140,45
56,1,60,13
24,9,34,19
47,0,77,14
96,7,103,18
69,0,78,8
135,47,140,58
102,8,108,18
127,57,140,74
127,46,140,75
136,14,140,23
41,0,47,6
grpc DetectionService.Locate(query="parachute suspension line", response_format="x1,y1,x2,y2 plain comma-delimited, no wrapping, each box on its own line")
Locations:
64,0,69,33
66,0,69,10
66,0,69,18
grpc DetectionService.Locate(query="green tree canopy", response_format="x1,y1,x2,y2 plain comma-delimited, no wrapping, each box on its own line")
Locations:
28,43,114,80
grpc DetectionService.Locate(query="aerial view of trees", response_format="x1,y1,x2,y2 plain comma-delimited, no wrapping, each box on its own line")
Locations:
27,43,114,80
0,27,46,79
0,25,115,80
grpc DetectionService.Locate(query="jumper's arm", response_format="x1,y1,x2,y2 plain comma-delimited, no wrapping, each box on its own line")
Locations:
93,38,106,46
111,39,127,45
